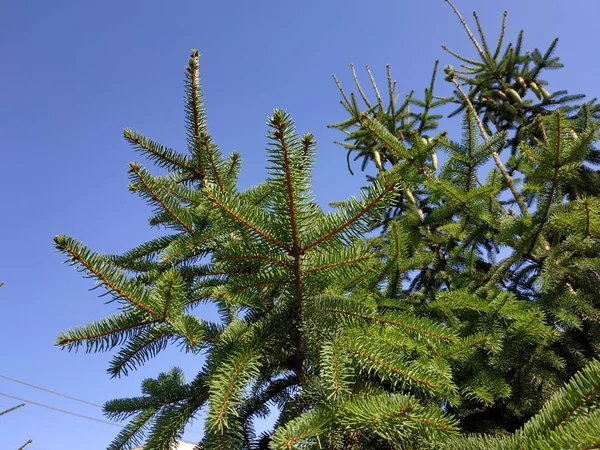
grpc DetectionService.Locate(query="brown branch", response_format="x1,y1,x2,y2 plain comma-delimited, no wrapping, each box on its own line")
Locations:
437,335,489,359
307,255,372,273
124,131,195,173
230,278,290,295
202,133,224,191
350,63,371,107
323,308,456,342
553,380,600,430
346,345,438,388
466,115,474,192
215,353,249,429
205,192,289,251
221,254,292,268
445,0,488,63
187,51,206,181
365,65,383,108
416,417,457,432
227,153,240,177
60,243,157,316
526,114,568,256
584,199,592,237
272,116,301,255
342,264,380,290
130,164,194,233
330,351,342,393
450,78,529,216
332,74,351,106
162,277,175,320
304,182,395,252
57,320,156,346
274,111,307,379
159,181,200,204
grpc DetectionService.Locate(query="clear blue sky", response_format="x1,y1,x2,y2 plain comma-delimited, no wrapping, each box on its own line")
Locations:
2,1,599,448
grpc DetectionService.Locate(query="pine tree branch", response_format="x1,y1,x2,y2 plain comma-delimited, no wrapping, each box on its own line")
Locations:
270,111,304,323
226,152,240,178
350,63,371,108
205,191,290,252
304,181,396,252
202,132,224,191
158,177,202,204
123,130,196,174
306,255,372,273
186,50,207,182
56,319,156,351
445,0,489,65
108,325,175,378
584,198,592,237
332,74,351,108
221,254,293,269
129,163,195,233
316,300,456,342
450,77,529,215
346,345,440,389
365,65,383,110
55,237,158,316
107,407,157,450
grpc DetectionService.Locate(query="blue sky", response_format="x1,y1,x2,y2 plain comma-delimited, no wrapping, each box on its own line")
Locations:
2,1,600,448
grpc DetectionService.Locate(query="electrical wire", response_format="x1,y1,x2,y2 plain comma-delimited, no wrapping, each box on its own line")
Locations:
0,376,205,437
0,392,123,428
0,375,102,408
0,390,204,437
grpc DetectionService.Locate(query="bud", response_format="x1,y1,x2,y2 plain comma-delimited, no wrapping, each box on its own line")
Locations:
540,87,551,100
506,88,522,103
405,188,416,206
373,149,383,170
529,82,542,100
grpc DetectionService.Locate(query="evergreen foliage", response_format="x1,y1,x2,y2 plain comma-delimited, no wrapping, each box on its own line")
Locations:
55,4,600,449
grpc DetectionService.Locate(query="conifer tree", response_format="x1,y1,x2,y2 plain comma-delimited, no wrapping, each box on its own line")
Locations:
330,1,600,435
54,6,600,450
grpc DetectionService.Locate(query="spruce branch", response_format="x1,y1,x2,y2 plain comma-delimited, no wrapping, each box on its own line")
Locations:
54,236,158,316
128,162,195,233
444,0,489,64
449,77,529,215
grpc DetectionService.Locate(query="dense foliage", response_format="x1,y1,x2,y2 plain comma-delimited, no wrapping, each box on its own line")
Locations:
55,4,600,449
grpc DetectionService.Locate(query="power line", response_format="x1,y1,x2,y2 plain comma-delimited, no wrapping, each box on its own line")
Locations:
0,392,123,428
0,391,204,437
0,375,102,408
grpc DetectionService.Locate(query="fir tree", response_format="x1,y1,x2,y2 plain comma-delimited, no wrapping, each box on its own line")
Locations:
56,50,462,449
54,6,600,450
330,1,600,436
